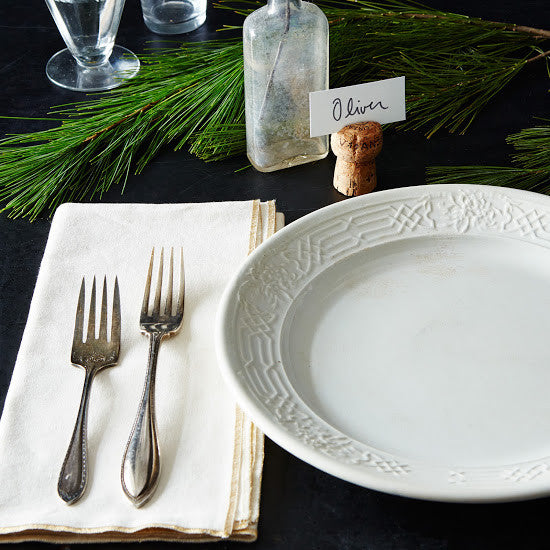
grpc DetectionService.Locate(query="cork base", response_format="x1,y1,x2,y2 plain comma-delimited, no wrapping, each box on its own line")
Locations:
333,159,377,196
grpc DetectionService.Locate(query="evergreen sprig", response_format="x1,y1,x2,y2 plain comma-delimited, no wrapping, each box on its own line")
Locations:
426,122,550,193
0,40,245,219
0,0,548,219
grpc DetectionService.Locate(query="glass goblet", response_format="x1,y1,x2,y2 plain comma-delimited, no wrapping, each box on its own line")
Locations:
45,0,140,92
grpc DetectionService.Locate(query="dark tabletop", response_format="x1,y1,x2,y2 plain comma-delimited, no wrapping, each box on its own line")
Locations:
1,0,549,548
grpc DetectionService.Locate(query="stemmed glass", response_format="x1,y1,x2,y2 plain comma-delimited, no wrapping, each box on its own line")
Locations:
45,0,140,92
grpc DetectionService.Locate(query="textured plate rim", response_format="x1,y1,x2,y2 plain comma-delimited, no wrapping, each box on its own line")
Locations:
216,184,550,502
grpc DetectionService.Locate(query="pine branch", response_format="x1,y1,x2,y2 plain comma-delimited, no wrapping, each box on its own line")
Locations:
426,165,550,191
0,40,245,220
0,0,549,219
508,122,550,169
316,0,549,136
426,122,550,193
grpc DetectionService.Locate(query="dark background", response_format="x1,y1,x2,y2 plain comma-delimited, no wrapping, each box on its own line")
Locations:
1,0,549,548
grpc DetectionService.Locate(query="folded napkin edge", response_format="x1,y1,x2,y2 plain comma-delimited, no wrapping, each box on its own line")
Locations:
0,523,257,543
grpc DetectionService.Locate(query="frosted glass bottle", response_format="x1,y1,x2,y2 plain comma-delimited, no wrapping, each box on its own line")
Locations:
243,0,329,172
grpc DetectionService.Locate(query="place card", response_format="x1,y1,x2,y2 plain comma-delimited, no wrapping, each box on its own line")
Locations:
309,76,406,137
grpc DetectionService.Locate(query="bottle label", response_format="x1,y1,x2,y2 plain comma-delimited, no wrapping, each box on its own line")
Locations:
309,76,406,137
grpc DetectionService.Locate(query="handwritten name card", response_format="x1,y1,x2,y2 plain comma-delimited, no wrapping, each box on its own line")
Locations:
309,76,406,137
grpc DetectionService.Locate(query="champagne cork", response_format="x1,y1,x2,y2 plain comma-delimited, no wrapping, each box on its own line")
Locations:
331,121,383,196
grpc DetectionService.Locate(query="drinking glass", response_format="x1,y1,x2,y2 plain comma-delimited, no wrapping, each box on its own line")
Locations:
140,0,206,35
45,0,140,92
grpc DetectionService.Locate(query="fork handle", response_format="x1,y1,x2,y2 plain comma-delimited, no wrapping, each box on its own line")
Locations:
121,332,162,507
58,369,95,505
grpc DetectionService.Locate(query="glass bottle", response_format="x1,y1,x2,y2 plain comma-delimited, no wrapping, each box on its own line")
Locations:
243,0,329,172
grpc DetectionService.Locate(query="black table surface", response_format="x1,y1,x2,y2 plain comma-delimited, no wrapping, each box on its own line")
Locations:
1,0,549,548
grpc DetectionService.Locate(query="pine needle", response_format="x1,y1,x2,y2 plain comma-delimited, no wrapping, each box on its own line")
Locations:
426,121,550,193
0,0,548,219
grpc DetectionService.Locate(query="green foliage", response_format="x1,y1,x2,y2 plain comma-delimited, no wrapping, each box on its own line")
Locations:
0,41,245,219
231,0,548,136
426,122,550,192
0,0,548,219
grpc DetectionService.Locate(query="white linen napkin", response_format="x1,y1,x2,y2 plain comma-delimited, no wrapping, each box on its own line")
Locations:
0,200,282,542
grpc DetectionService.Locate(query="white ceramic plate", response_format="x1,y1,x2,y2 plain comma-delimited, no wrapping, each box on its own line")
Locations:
216,184,550,502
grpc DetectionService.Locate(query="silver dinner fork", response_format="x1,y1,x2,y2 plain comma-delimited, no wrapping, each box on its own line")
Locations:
58,276,121,505
121,247,185,507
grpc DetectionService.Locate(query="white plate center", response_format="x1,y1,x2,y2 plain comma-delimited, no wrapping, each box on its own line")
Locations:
283,235,550,467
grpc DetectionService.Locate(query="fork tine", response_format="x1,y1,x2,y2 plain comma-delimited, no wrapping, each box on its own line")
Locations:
152,247,164,316
99,276,108,341
112,277,121,347
73,277,86,346
86,277,97,342
165,248,174,315
141,248,154,317
177,248,185,315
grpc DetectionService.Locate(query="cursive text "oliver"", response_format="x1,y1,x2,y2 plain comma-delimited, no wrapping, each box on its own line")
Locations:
332,97,388,121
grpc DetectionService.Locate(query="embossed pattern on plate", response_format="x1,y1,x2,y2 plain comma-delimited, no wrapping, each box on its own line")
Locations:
216,185,550,502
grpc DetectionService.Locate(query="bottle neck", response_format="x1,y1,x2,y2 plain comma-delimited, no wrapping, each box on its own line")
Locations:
267,0,302,15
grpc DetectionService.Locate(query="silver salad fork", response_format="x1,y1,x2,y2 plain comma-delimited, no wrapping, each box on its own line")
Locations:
58,276,121,505
121,248,185,507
